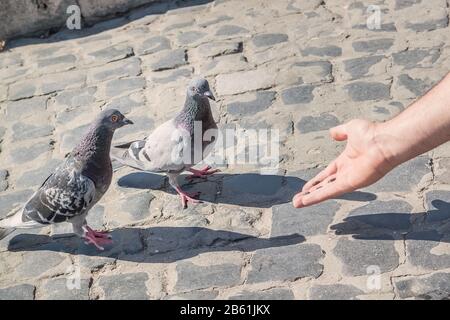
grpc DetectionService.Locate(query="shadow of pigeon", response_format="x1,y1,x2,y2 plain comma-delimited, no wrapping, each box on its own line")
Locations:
117,172,376,208
7,227,306,263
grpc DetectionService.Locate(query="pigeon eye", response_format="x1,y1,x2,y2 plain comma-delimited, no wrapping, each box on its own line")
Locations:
191,86,197,92
111,115,119,122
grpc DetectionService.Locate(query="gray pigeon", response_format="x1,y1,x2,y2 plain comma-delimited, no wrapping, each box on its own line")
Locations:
113,78,218,208
0,109,133,250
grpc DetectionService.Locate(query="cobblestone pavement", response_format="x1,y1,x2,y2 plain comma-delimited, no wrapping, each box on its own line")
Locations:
1,0,450,300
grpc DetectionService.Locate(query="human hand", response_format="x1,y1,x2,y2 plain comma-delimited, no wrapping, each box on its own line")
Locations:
292,119,397,208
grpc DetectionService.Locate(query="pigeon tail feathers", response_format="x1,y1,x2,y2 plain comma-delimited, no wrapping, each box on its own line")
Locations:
114,141,134,149
0,227,14,240
110,149,146,171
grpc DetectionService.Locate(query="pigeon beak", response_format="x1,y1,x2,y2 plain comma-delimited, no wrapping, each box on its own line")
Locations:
204,91,216,101
121,117,134,126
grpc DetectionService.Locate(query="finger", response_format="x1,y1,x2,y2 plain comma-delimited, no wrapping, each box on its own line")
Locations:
307,174,338,193
293,179,351,208
302,162,337,192
330,124,348,141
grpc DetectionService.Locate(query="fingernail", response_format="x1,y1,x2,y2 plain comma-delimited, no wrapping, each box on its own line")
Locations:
293,195,302,207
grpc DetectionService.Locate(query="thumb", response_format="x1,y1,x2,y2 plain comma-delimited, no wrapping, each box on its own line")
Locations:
329,123,348,141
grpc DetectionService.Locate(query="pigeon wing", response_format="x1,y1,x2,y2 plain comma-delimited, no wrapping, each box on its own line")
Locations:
23,157,96,224
114,119,188,173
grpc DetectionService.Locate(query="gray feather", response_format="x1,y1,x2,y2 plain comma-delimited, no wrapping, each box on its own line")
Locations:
0,227,14,241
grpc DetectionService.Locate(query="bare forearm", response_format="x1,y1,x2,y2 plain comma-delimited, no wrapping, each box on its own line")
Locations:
375,72,450,165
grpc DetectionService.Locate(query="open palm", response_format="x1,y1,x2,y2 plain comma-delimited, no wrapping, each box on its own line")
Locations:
293,119,395,208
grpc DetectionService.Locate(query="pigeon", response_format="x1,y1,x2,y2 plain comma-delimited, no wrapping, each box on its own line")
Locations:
113,78,219,208
0,109,133,250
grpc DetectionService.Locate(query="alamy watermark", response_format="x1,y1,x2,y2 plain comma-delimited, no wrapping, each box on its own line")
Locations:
168,122,280,175
66,5,81,30
66,260,81,290
366,5,382,30
366,265,381,291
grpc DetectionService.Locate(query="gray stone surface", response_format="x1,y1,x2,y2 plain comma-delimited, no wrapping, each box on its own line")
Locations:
55,87,97,108
177,31,207,45
8,83,36,100
166,290,219,300
397,74,432,96
137,36,171,55
215,25,249,36
333,237,399,276
281,85,315,105
16,251,65,278
149,49,187,71
197,41,242,58
11,122,54,142
5,96,48,120
296,113,340,134
247,244,324,283
424,190,450,223
152,68,192,84
365,156,430,192
301,46,342,57
40,71,86,95
343,55,384,79
105,77,146,97
227,91,275,115
42,277,90,300
89,58,141,83
175,262,241,291
332,200,413,234
99,273,149,300
88,45,134,64
394,272,450,300
395,0,422,10
104,94,143,114
392,48,440,69
120,192,154,220
406,230,450,270
112,115,154,140
15,159,60,189
252,33,288,47
352,39,394,53
9,141,52,164
290,61,333,84
216,68,275,96
344,81,390,101
0,169,8,192
229,288,294,300
0,189,34,218
308,284,363,300
0,284,35,300
272,201,339,237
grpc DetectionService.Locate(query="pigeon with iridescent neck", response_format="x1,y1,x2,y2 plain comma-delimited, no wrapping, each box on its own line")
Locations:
0,109,133,250
113,78,219,208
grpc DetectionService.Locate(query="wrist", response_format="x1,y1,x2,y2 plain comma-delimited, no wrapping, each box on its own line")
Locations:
372,118,422,168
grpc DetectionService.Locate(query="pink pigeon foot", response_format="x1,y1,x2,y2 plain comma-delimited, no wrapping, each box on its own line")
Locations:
175,187,202,208
82,226,112,251
187,165,220,180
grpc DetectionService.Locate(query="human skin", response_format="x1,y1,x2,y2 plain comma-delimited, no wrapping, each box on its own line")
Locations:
292,72,450,208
